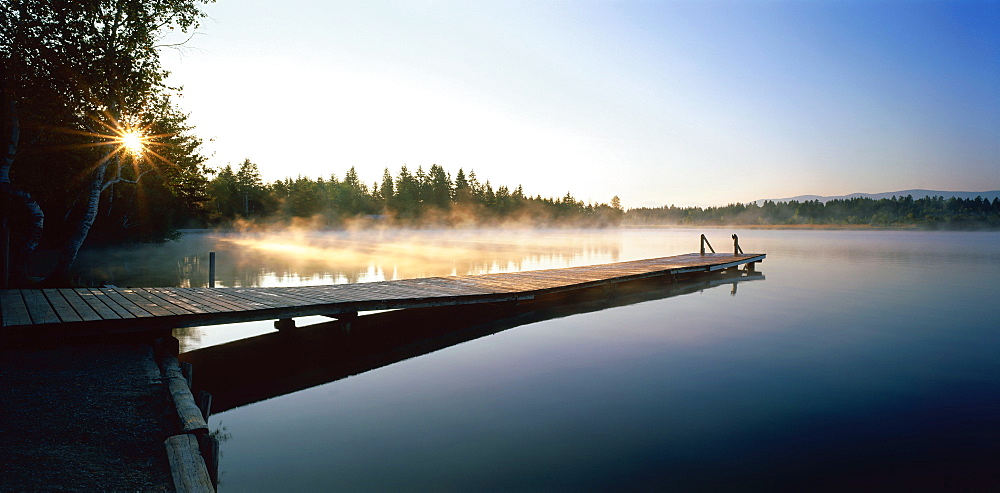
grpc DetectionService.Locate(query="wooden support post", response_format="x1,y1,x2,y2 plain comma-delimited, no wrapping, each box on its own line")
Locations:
732,234,743,255
208,252,215,288
339,311,358,333
746,261,756,272
199,434,220,490
198,390,213,421
274,318,295,331
180,361,194,390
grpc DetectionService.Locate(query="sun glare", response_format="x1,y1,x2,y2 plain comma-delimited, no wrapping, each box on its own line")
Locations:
120,130,145,154
121,130,146,154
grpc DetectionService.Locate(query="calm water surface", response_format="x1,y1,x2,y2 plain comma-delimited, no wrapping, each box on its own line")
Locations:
78,229,1000,489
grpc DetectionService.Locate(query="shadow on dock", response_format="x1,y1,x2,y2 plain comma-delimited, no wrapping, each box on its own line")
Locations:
181,269,764,414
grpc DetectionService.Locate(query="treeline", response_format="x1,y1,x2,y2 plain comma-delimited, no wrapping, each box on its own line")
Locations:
206,160,625,227
626,195,1000,229
207,160,1000,230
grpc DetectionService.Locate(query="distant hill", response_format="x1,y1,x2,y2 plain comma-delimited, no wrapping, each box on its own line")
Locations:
755,189,1000,206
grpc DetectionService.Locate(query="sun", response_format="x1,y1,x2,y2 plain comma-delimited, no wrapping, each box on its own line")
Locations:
120,130,145,154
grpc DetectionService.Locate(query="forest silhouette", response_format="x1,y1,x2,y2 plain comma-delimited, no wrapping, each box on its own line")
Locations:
205,160,999,231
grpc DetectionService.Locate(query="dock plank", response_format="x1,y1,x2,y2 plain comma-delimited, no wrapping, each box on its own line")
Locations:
145,288,215,314
116,289,177,317
99,288,154,318
177,288,258,312
42,289,83,323
58,289,103,322
0,290,32,327
21,290,61,324
218,289,290,308
85,288,137,319
74,289,123,320
130,289,194,316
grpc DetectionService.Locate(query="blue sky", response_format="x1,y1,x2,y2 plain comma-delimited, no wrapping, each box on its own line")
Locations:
161,0,999,207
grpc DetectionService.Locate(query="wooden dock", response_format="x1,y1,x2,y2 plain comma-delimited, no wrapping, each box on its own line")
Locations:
1,252,764,338
183,268,765,414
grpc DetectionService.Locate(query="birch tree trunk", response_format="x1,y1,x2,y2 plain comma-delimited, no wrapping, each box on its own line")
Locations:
45,161,109,285
1,92,44,288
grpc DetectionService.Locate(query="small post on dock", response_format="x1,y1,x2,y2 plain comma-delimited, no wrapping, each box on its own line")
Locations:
208,251,216,288
700,234,715,255
732,234,743,255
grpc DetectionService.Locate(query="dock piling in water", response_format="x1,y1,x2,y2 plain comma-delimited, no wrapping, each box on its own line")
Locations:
208,252,216,288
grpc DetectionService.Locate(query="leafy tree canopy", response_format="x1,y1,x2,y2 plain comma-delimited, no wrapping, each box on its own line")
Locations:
1,0,215,286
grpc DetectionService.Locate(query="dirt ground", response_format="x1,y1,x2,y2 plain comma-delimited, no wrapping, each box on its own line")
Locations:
0,340,176,491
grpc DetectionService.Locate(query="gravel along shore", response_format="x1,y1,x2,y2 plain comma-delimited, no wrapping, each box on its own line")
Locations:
0,341,176,491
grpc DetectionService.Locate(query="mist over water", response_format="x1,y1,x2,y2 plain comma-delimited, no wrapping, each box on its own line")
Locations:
74,228,627,288
77,228,1000,489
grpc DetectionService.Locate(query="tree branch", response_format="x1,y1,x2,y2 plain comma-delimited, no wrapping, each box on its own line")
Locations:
102,163,154,191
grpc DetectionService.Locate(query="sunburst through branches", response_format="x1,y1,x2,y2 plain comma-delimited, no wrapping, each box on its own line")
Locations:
94,112,175,168
48,110,182,183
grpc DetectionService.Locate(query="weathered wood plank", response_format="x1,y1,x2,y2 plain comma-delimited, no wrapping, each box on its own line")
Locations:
164,434,213,493
99,288,154,318
196,288,276,309
254,287,334,305
0,290,32,327
83,288,134,319
176,288,257,312
57,289,103,321
163,356,209,433
380,279,485,298
116,289,176,317
131,288,195,316
145,288,215,314
41,289,83,323
394,277,494,296
215,289,289,308
21,289,60,324
74,288,123,320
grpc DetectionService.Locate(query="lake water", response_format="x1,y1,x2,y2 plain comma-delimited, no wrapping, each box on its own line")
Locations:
78,228,1000,490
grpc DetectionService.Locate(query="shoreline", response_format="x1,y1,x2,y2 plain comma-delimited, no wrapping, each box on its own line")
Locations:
0,336,216,491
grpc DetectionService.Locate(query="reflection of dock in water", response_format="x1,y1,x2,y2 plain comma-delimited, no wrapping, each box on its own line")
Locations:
1,252,764,339
182,268,765,413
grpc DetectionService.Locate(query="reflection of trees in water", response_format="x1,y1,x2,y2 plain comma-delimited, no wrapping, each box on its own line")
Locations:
74,247,187,287
73,230,623,287
173,326,203,353
192,231,624,287
216,231,623,286
73,233,218,287
177,255,210,288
